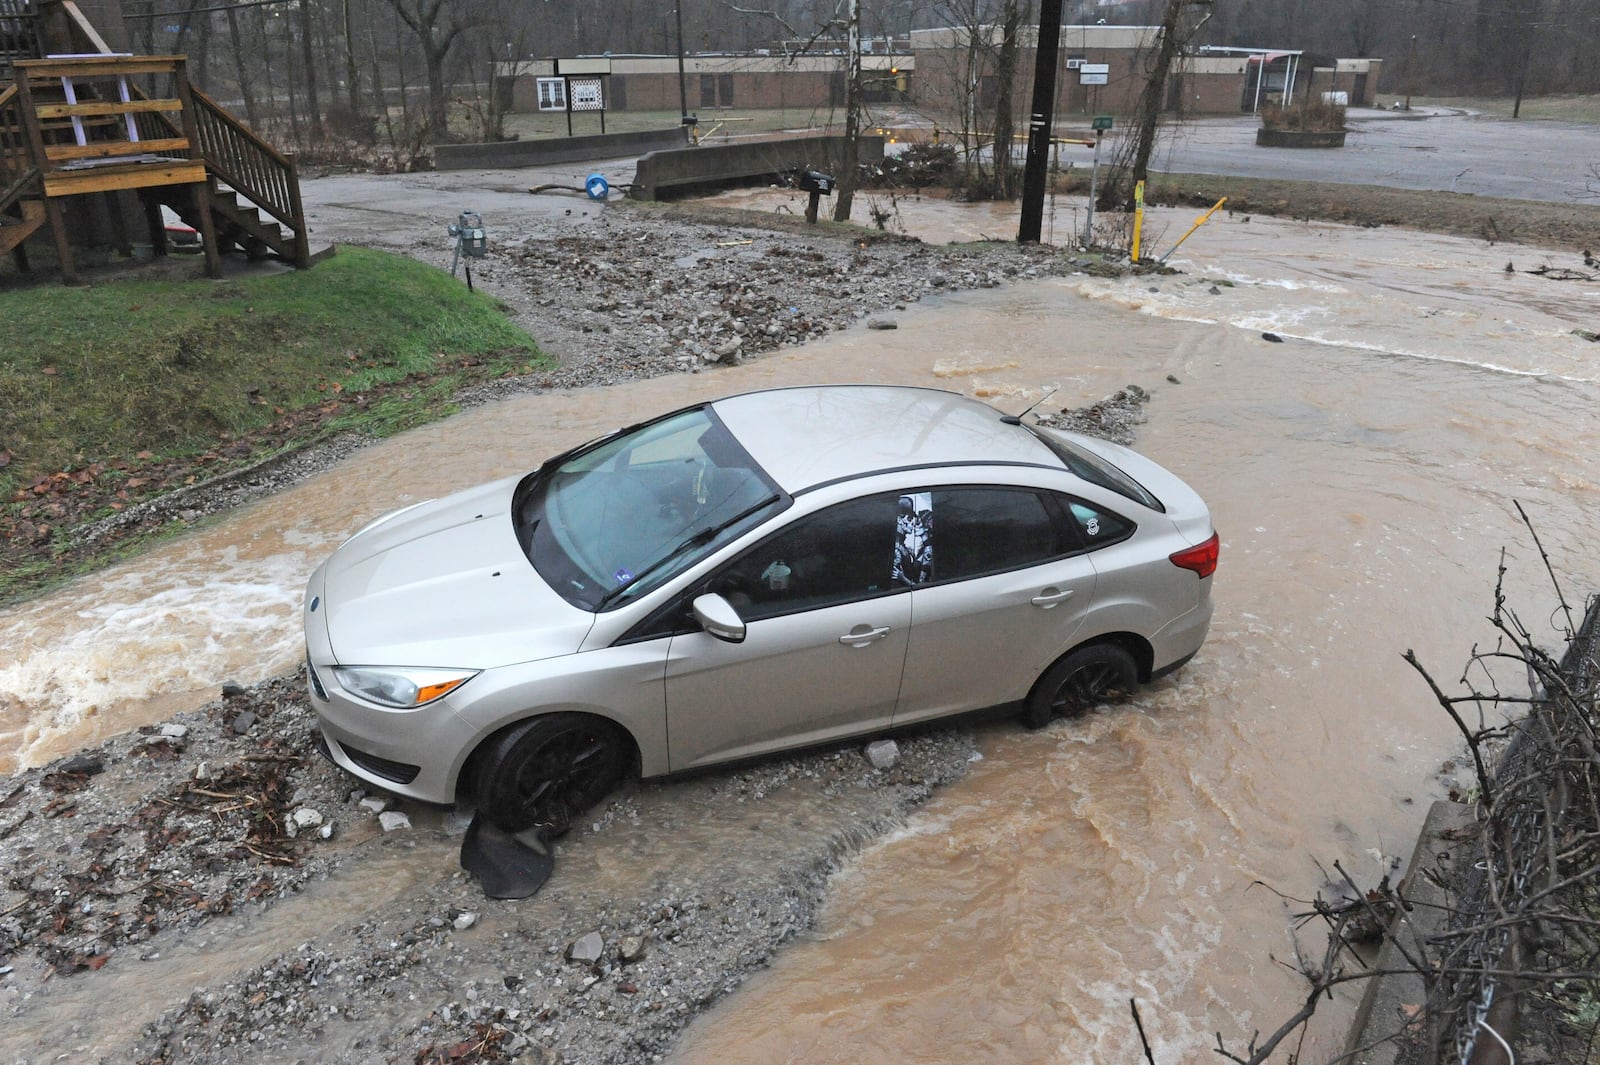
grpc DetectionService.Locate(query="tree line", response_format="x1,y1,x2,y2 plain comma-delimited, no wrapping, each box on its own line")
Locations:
113,0,1599,159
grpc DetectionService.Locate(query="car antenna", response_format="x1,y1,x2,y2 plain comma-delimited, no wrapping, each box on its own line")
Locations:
1000,386,1059,425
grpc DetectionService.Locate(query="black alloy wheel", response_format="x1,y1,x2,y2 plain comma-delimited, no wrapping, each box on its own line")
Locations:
475,714,629,834
1024,643,1139,730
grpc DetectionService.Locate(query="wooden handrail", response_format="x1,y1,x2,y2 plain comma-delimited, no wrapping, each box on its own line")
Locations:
15,55,181,78
0,81,39,213
188,85,298,229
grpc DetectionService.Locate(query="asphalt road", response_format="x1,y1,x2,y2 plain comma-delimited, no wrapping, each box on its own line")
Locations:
1137,106,1597,204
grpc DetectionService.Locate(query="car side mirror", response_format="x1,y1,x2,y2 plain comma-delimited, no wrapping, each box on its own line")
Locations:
691,593,746,644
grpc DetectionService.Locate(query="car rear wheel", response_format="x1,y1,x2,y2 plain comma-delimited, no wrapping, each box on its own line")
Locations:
473,714,629,834
1024,644,1138,729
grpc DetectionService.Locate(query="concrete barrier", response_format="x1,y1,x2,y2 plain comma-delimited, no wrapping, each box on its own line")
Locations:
1255,128,1349,148
629,134,886,201
1342,800,1474,1064
433,127,689,171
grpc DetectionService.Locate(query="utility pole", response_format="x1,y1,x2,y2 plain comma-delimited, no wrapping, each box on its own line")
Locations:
1018,0,1065,243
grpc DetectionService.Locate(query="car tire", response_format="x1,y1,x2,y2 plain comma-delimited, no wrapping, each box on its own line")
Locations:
1024,643,1138,729
473,714,629,834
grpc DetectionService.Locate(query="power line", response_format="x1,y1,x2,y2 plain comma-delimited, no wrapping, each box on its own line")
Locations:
122,0,294,21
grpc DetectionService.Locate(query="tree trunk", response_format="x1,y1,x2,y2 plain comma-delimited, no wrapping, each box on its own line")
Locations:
1098,0,1208,211
988,0,1023,201
343,0,363,121
299,0,323,141
226,7,259,128
423,37,448,138
1126,0,1182,202
832,0,861,222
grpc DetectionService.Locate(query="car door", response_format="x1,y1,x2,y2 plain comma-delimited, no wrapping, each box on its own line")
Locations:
663,492,912,771
893,486,1098,726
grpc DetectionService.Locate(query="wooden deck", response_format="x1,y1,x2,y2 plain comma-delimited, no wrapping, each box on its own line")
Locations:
2,23,318,283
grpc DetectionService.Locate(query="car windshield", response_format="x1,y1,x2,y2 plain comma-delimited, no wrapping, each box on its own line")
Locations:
514,407,784,611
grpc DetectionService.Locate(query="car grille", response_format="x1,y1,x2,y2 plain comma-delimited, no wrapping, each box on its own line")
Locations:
337,738,421,785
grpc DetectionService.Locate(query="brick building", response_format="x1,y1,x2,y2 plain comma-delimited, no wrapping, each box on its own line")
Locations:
497,24,1380,123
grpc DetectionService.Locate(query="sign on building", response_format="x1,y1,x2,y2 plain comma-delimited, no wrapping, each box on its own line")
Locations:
570,78,604,111
536,77,567,111
1079,63,1109,86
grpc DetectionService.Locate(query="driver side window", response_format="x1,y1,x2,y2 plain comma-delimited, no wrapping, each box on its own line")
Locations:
709,493,902,622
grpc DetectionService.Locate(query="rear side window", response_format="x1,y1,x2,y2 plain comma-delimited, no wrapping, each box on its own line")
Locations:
1027,428,1165,513
929,487,1072,582
1068,500,1134,549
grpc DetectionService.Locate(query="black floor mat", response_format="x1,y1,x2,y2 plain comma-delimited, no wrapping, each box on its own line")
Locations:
460,815,555,899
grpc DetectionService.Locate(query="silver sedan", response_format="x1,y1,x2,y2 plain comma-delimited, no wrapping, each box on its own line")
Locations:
303,385,1217,833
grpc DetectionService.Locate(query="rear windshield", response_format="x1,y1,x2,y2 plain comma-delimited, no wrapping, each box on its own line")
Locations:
1027,427,1166,513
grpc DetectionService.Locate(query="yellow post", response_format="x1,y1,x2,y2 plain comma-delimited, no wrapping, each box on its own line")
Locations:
1130,180,1146,262
1159,196,1229,264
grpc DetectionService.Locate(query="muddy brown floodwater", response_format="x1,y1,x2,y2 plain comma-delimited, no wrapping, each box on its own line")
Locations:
5,187,1600,1061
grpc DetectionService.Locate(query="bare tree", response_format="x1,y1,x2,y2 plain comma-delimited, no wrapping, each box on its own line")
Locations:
985,0,1024,201
832,0,862,221
299,0,324,140
1097,0,1212,212
385,0,473,139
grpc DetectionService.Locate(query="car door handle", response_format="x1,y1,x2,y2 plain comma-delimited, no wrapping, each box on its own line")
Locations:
1030,587,1075,608
839,625,892,646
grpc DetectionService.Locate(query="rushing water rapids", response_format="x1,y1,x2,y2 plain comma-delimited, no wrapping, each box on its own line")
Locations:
4,194,1598,1060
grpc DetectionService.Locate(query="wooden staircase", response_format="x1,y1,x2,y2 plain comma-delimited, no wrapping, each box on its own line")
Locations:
1,0,326,283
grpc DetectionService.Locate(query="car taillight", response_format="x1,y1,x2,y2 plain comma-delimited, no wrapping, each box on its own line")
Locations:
1170,531,1219,579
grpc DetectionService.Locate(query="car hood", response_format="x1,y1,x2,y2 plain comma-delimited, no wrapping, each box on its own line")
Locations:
322,476,594,669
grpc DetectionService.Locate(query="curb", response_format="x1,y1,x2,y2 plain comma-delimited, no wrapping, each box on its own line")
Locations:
1343,799,1476,1063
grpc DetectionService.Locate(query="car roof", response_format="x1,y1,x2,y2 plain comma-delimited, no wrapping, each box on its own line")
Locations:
709,385,1057,493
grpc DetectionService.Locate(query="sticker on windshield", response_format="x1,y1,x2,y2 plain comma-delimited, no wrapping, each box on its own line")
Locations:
612,567,634,585
893,492,932,586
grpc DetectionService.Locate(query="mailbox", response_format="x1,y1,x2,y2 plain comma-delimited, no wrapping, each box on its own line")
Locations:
795,169,835,195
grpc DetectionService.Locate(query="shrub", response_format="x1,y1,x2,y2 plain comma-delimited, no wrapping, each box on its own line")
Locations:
1260,99,1347,132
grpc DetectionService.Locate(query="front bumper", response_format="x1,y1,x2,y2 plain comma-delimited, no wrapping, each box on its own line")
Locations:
304,563,476,804
306,658,479,804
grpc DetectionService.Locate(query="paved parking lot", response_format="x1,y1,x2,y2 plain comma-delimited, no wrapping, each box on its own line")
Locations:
1140,107,1596,203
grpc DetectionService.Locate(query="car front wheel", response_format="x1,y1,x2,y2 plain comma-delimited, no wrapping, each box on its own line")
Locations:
473,714,629,834
1024,644,1138,730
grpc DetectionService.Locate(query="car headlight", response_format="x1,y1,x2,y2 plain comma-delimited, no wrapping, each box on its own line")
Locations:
332,666,478,709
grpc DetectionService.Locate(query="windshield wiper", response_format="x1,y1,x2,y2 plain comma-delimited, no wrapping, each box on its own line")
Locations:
594,495,780,611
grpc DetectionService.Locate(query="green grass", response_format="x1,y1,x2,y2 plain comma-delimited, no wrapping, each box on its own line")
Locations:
1385,93,1600,122
0,247,546,497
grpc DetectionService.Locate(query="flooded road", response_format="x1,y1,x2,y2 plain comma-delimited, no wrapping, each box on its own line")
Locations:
5,192,1599,1060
